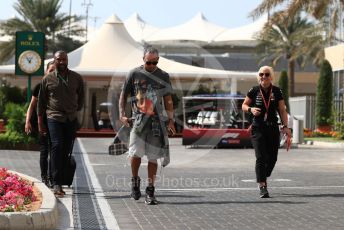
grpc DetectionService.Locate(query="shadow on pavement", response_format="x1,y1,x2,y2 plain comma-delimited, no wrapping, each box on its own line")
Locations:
159,200,307,205
56,198,72,229
104,194,203,199
279,193,344,198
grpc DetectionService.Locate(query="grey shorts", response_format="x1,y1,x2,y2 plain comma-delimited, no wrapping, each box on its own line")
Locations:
128,119,164,160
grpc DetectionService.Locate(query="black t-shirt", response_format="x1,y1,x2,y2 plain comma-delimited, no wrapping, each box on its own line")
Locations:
247,85,284,126
33,83,41,97
31,83,47,129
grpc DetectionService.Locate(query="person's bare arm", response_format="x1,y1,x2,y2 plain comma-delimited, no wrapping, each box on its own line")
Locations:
25,97,37,134
278,100,291,136
163,94,176,135
242,96,261,116
119,91,130,127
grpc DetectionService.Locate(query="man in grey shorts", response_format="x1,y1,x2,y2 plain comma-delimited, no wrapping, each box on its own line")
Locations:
119,46,176,205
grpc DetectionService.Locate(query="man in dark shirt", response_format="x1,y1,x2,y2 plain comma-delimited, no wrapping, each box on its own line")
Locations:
38,50,84,196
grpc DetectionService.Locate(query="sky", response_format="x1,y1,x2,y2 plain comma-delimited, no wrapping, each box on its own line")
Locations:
0,0,264,29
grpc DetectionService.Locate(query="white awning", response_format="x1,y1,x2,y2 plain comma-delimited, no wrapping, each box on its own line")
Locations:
213,16,267,45
0,14,256,81
146,12,226,44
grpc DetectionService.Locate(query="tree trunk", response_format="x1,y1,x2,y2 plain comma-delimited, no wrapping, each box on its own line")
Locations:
288,59,295,97
51,32,56,53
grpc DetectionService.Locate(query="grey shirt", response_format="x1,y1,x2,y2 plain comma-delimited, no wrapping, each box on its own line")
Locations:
122,65,173,115
37,69,84,122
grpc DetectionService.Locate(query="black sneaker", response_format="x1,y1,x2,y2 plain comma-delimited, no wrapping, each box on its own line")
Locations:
131,177,141,200
53,185,64,197
42,175,50,187
59,185,66,195
145,186,158,205
259,186,270,198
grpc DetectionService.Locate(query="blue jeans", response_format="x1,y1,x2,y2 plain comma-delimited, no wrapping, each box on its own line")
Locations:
48,118,77,186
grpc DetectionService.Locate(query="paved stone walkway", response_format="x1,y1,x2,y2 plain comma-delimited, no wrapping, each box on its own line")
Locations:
1,138,344,229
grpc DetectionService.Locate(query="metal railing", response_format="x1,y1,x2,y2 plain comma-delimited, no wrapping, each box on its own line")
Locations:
334,96,344,128
289,96,343,130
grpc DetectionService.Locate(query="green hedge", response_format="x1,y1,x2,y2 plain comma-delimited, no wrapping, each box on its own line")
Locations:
315,60,333,126
278,70,290,113
0,103,36,147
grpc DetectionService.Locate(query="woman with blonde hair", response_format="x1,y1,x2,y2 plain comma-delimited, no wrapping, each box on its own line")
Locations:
242,66,291,198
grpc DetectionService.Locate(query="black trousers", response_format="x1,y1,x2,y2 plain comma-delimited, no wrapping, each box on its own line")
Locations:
32,122,51,179
39,134,50,178
251,124,280,183
47,118,77,186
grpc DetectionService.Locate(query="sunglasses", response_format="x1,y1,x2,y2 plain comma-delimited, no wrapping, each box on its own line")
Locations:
145,61,158,65
259,72,270,77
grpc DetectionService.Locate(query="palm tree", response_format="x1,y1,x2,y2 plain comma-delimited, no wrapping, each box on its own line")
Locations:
0,0,84,63
250,0,344,42
255,11,325,96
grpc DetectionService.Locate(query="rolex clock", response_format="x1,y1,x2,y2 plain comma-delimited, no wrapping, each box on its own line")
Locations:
18,50,42,74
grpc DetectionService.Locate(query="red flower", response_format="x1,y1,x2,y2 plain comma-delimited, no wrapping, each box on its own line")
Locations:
0,168,36,212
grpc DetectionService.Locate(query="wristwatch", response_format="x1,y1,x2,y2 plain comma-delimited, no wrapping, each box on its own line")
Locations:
282,124,288,129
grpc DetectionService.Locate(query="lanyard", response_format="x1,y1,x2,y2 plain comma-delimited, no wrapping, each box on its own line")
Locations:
57,73,68,86
259,86,272,121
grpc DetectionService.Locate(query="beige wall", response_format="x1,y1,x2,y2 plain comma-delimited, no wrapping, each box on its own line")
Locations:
325,44,344,71
274,71,319,96
236,71,319,96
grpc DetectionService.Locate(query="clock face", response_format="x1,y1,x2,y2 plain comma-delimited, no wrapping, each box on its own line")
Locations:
18,50,42,74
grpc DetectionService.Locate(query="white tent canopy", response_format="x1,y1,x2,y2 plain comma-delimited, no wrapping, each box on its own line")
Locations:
124,12,160,43
213,16,267,46
0,14,256,81
68,14,255,79
146,12,226,44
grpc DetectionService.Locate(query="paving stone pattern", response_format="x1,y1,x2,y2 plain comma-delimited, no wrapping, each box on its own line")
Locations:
81,138,344,230
1,137,344,230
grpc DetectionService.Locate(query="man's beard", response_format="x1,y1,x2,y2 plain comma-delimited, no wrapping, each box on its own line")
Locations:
57,64,67,72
